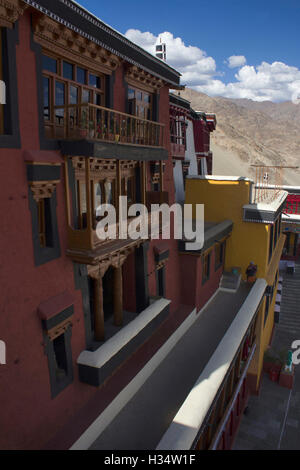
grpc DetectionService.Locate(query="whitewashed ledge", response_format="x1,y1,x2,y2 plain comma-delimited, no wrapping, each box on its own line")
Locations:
77,298,171,387
156,279,266,451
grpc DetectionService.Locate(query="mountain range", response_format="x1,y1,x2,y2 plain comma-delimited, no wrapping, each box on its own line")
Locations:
180,88,300,186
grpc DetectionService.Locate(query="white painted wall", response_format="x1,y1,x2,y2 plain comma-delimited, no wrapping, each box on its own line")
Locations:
185,120,197,176
173,160,185,203
200,157,208,176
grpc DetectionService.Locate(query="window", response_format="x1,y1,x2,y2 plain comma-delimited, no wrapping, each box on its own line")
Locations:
42,54,57,74
39,293,74,398
264,295,270,326
215,241,225,270
45,328,73,398
53,334,68,380
77,66,86,84
127,87,152,120
38,198,53,248
202,252,211,284
63,61,73,80
122,176,135,206
42,54,105,139
27,164,61,266
156,267,166,297
268,224,274,263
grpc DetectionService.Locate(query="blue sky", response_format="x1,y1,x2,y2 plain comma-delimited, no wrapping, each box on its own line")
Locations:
78,0,300,102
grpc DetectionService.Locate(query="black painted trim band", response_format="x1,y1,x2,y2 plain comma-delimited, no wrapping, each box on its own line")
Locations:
60,140,168,161
42,305,74,331
27,164,61,182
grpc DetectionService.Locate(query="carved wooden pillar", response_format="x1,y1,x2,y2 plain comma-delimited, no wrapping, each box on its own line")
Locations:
89,262,110,342
94,275,105,341
112,254,128,327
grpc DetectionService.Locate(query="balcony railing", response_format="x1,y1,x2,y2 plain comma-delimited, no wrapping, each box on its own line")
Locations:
47,103,165,148
252,165,299,203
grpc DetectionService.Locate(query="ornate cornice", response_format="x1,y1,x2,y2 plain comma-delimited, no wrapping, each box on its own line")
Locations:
32,12,121,74
30,180,59,201
125,65,165,92
72,157,137,179
0,0,28,28
88,246,134,278
22,0,181,87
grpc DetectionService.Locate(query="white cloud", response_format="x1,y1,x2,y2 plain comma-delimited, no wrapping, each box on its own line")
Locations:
227,55,247,68
125,29,216,83
125,28,300,102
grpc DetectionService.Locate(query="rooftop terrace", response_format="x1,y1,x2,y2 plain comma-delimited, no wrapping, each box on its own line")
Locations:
71,281,265,450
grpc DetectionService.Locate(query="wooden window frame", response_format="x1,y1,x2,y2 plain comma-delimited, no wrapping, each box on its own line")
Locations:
127,86,153,120
42,52,105,138
215,241,226,271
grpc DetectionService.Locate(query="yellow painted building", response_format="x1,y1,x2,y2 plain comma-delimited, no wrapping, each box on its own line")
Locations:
185,175,288,391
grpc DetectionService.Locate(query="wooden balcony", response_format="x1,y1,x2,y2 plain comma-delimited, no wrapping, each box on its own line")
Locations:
45,103,165,149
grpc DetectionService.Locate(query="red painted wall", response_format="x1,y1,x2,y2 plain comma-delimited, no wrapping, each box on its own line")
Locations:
180,248,223,312
0,12,204,450
193,119,210,155
113,65,126,113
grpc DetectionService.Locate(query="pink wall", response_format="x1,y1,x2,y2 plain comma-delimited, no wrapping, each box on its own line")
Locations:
0,12,206,450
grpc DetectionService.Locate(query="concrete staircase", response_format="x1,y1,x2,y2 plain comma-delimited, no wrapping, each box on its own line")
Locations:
277,262,300,336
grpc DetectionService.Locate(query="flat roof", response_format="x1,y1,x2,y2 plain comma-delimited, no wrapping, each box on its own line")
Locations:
186,175,253,183
87,283,253,450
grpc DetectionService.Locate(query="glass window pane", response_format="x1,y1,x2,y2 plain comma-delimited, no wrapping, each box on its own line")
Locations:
89,73,101,89
82,89,90,103
63,61,74,80
55,82,65,123
55,81,65,106
144,94,150,103
94,182,102,209
105,181,113,205
94,94,102,106
137,91,142,101
128,88,135,100
77,67,86,84
80,181,87,213
43,77,50,120
70,85,78,105
42,55,57,74
127,179,133,203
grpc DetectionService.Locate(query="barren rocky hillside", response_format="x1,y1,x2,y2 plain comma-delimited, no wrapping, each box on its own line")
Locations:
180,88,300,185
